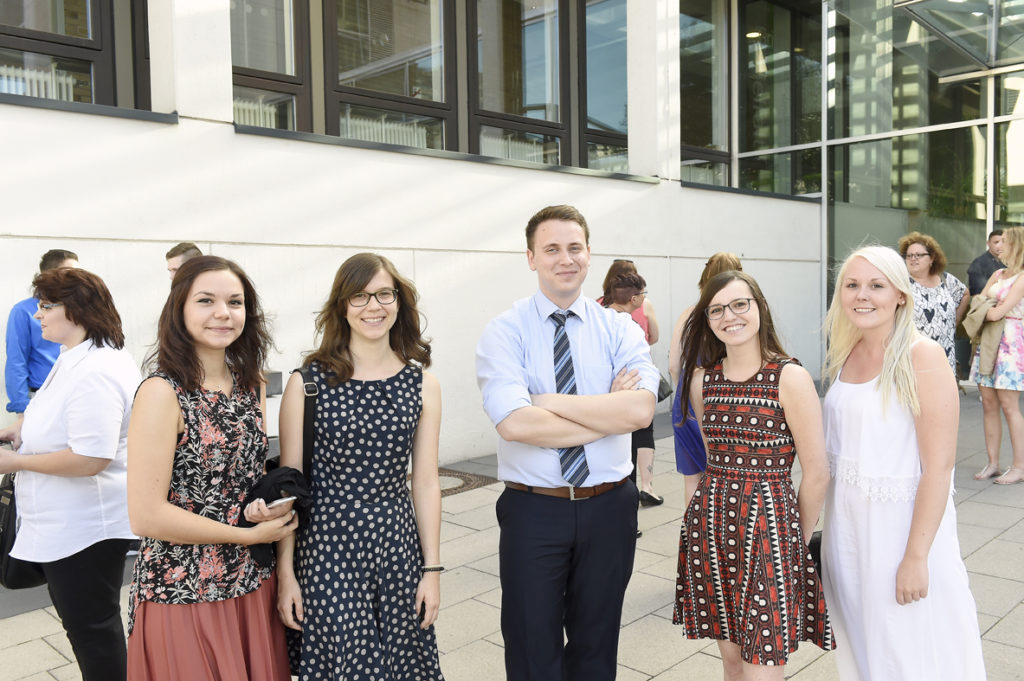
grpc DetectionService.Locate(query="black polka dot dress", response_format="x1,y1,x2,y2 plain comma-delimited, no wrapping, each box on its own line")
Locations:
672,359,834,665
293,363,444,681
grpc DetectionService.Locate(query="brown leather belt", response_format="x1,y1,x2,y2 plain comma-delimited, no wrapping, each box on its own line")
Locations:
504,476,628,501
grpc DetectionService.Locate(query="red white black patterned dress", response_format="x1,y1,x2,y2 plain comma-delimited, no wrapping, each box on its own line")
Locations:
673,359,834,664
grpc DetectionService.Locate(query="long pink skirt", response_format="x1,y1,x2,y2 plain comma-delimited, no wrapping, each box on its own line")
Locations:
127,575,290,681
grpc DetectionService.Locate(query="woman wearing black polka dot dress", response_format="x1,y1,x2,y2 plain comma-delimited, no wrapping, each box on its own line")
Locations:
275,253,444,681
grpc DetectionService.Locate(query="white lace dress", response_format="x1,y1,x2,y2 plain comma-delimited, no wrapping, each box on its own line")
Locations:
821,371,985,681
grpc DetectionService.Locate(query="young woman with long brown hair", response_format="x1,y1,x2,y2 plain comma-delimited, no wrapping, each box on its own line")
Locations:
672,270,833,681
275,252,444,680
126,255,296,680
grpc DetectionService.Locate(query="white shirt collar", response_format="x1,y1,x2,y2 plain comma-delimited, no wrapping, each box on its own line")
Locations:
532,290,589,325
59,338,97,368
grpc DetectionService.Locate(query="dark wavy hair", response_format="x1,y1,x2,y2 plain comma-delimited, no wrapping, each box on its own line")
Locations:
147,255,270,391
677,270,787,421
303,252,431,384
33,268,124,349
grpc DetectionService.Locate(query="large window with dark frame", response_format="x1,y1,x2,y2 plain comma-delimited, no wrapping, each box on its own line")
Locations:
0,0,149,109
582,0,627,171
468,0,568,164
0,0,116,105
322,0,455,150
679,0,729,186
230,0,312,131
227,0,628,167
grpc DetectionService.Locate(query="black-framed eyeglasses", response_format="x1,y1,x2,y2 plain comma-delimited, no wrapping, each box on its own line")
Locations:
705,298,754,320
349,289,398,307
37,302,64,311
904,252,930,260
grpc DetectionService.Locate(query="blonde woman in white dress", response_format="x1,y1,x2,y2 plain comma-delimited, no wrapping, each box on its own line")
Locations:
820,245,985,681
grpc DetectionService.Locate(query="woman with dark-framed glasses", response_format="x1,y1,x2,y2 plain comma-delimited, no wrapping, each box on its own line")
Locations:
897,232,968,376
0,267,140,681
672,270,833,680
274,252,444,680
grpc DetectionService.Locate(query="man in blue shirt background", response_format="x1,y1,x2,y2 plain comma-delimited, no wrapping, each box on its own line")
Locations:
476,205,658,681
5,248,79,417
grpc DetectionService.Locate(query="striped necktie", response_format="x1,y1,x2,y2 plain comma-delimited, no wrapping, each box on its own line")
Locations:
551,310,589,486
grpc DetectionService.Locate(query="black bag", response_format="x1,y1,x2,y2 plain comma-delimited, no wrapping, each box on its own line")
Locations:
0,473,47,589
808,530,822,574
657,371,674,402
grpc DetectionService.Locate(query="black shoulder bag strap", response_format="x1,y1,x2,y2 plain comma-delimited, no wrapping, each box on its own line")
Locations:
291,367,318,485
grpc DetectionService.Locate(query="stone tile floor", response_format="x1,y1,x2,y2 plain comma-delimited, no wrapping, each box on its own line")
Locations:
2,385,1022,680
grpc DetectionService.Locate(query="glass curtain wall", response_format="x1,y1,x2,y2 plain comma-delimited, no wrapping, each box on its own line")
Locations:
826,0,998,282
681,0,1024,295
998,73,1024,225
736,0,821,195
828,127,987,277
716,0,1024,286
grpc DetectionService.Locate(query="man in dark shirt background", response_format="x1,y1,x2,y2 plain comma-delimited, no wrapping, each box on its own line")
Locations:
967,229,1004,295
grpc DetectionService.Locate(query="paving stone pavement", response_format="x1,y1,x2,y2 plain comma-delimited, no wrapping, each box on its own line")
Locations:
1,386,1022,680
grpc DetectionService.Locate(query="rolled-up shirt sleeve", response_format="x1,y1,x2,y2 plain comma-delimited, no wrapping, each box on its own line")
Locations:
65,368,127,460
477,314,534,426
612,314,660,396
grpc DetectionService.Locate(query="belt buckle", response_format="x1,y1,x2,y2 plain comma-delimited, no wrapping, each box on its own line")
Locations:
569,485,588,501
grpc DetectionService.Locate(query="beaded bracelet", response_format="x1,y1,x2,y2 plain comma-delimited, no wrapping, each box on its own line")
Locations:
422,565,445,573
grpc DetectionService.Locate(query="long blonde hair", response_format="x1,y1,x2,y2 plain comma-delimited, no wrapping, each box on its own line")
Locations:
1001,226,1024,274
823,245,920,414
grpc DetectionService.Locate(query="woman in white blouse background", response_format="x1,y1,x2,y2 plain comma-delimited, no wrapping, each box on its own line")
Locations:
0,267,140,681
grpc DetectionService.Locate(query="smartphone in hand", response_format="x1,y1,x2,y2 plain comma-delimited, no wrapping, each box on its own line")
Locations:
267,495,298,509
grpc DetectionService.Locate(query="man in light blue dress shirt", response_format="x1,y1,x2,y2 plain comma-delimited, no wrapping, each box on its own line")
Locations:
476,205,658,681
